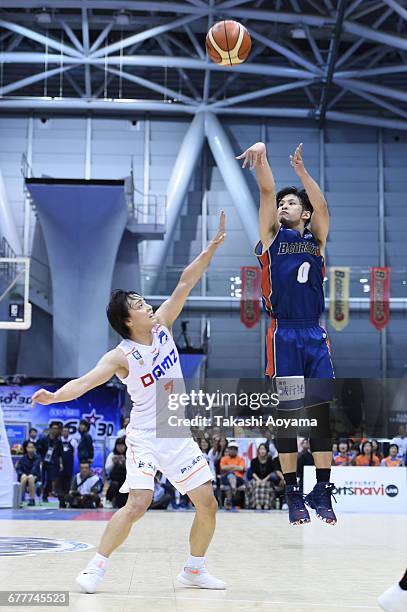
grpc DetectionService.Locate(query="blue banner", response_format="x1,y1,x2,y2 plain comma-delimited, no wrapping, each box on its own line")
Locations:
0,383,125,473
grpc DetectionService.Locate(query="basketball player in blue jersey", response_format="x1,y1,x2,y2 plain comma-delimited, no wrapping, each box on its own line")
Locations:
236,142,337,526
32,212,227,593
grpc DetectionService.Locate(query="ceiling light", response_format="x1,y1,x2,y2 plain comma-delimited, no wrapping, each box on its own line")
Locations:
291,27,306,39
115,10,131,26
35,9,51,24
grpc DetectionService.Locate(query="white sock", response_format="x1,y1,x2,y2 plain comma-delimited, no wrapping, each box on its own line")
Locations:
89,552,109,572
186,555,205,569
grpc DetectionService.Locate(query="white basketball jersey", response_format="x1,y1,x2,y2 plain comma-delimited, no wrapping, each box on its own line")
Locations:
116,324,184,430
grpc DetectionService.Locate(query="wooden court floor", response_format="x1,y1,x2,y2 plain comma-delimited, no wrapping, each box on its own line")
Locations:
0,511,406,612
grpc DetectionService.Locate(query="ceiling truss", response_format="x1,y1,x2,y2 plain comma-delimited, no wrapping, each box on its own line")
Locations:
0,0,406,130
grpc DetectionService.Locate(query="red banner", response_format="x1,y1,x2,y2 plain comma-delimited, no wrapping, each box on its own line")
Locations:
370,267,391,331
240,266,261,328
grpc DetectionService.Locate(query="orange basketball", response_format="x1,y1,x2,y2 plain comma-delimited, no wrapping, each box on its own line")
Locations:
206,20,251,66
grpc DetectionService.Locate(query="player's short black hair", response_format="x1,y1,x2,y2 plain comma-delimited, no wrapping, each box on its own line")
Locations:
276,186,313,225
106,289,141,339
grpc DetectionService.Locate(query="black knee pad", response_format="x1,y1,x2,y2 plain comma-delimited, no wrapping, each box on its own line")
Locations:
307,402,331,440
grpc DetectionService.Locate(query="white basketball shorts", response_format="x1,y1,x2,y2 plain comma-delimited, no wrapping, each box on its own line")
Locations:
119,429,213,495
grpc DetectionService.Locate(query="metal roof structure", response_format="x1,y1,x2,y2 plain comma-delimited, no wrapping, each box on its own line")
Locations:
0,0,407,129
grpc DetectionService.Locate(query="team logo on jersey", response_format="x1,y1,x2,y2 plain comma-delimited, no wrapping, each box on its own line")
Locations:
151,348,160,364
277,242,319,256
132,350,144,366
158,330,168,345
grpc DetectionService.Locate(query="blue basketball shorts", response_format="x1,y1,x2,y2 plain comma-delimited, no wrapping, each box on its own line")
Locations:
265,317,335,409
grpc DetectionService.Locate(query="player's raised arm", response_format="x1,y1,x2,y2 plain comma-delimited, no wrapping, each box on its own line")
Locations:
290,143,330,247
155,211,226,329
236,141,279,249
32,350,123,406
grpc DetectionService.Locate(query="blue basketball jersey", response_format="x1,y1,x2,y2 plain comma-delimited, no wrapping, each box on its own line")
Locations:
255,224,326,321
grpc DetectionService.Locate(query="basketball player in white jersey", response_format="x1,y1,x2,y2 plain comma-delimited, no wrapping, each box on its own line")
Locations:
32,212,226,593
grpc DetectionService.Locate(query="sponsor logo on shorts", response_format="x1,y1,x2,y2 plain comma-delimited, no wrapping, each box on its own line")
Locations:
180,454,204,475
136,459,157,472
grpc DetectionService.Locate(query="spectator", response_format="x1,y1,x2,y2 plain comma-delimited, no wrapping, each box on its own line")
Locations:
105,437,127,509
198,438,216,480
27,427,38,444
220,441,245,510
391,425,407,464
77,420,94,463
333,440,352,466
149,473,171,510
207,435,221,469
248,443,275,510
60,426,78,497
117,416,130,438
265,440,285,508
15,441,41,506
60,461,101,509
332,441,338,455
36,421,64,502
349,439,361,461
371,439,383,462
381,444,404,467
353,441,380,466
297,438,314,490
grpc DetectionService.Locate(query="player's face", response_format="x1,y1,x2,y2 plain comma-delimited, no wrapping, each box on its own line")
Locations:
277,194,308,227
126,295,157,332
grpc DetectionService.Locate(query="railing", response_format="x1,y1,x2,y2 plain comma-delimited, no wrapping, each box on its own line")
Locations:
0,237,18,288
126,165,166,228
139,265,407,303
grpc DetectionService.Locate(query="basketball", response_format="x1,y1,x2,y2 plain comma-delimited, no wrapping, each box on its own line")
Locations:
206,20,251,66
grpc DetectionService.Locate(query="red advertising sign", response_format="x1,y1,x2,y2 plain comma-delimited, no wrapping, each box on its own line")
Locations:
370,267,391,331
240,266,261,328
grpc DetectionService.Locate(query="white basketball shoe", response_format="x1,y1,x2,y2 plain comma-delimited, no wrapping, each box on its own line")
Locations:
177,566,226,589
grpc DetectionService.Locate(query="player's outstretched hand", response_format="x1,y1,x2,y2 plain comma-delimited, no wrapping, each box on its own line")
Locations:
290,142,306,177
236,142,266,169
210,210,226,249
32,388,55,407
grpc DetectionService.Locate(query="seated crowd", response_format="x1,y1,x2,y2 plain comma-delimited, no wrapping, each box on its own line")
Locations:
15,419,407,510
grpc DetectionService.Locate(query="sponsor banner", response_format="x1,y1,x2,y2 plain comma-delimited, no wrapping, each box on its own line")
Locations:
0,384,125,473
0,407,15,508
240,266,261,329
329,267,350,331
304,466,407,513
370,267,391,331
